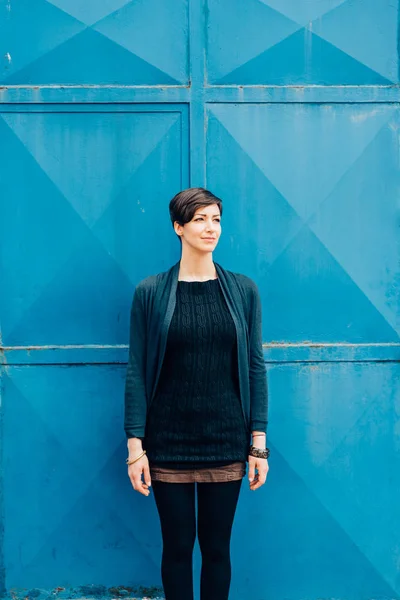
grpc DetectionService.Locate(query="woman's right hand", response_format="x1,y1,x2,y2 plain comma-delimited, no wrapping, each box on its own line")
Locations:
128,454,152,496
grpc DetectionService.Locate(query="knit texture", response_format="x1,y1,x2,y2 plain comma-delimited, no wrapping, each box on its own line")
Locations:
144,278,249,467
124,260,269,440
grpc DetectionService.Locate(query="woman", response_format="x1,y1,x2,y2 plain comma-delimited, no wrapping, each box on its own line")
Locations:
124,188,269,600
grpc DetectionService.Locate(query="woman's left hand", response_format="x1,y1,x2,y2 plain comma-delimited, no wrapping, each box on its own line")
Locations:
248,456,269,490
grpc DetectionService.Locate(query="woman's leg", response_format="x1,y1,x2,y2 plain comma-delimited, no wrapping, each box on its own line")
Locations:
197,479,243,600
152,480,196,600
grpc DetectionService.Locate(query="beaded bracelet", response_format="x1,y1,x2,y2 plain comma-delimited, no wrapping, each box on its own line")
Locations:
249,446,270,459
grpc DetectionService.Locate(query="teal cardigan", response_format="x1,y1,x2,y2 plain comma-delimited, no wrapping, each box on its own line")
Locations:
124,260,269,439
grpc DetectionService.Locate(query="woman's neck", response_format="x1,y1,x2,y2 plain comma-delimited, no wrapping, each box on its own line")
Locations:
178,252,217,282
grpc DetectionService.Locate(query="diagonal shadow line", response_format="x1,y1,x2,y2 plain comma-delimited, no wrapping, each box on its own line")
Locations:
211,107,389,229
5,374,119,478
304,113,393,230
211,113,400,338
1,114,180,338
275,220,400,340
89,0,136,28
43,0,88,25
319,393,383,468
3,12,180,86
209,111,307,232
5,376,149,566
301,134,400,337
212,0,303,82
268,443,400,597
2,20,88,83
90,115,181,229
4,228,133,341
21,438,159,573
0,112,180,231
258,0,350,28
45,0,134,27
310,30,395,83
216,21,392,86
91,15,183,84
210,111,397,274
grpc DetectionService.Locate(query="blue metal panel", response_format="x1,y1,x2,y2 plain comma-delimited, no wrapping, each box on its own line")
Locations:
0,105,188,347
2,365,164,588
2,361,399,598
0,0,400,599
206,0,398,85
229,361,400,599
0,0,189,85
206,102,400,344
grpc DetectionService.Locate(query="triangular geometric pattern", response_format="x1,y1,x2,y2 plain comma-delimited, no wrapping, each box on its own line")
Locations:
207,103,400,342
231,445,399,599
308,123,400,337
2,367,163,587
217,29,393,86
93,0,189,84
3,28,180,86
2,111,180,227
206,111,304,271
311,0,399,83
261,0,349,23
207,0,398,84
268,361,400,595
210,103,393,221
206,0,301,83
264,226,399,343
46,0,133,26
0,0,188,84
0,109,184,346
93,118,183,284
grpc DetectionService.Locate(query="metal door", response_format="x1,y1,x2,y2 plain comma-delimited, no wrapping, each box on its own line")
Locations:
1,1,399,599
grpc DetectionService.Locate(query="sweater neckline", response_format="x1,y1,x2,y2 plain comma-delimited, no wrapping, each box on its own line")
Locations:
178,278,218,283
177,278,219,294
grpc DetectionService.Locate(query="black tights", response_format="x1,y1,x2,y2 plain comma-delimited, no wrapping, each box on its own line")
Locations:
152,479,243,600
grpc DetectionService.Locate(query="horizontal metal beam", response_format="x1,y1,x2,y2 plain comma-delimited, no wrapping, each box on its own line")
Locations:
1,85,400,104
0,85,191,104
1,343,399,365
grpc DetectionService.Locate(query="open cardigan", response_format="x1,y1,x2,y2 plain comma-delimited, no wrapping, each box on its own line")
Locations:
124,260,269,439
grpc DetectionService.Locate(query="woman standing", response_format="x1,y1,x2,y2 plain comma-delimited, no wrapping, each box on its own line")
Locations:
124,188,269,600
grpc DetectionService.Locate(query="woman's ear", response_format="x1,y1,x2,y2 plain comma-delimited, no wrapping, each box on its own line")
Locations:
174,222,183,238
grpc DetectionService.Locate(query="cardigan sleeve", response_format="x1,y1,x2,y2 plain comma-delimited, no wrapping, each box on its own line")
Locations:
124,285,148,439
247,280,269,434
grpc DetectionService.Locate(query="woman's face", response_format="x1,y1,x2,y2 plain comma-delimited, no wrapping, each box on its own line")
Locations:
175,204,221,253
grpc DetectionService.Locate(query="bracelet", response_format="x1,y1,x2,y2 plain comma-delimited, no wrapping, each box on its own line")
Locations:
252,433,266,437
126,450,146,465
249,446,270,460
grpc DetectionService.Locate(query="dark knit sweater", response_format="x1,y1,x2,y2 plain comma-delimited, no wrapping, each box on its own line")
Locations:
143,278,249,468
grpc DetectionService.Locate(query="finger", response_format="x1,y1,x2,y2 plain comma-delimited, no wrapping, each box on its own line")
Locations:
248,459,255,484
250,468,268,490
143,464,152,488
128,467,150,496
253,473,267,488
134,475,150,496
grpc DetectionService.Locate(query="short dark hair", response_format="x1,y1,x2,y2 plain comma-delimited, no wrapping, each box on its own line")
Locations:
169,188,223,233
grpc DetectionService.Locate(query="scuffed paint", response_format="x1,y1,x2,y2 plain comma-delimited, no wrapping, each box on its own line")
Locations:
5,586,165,600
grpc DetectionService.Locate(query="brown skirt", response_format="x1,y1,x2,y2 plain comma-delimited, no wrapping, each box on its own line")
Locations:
150,461,247,483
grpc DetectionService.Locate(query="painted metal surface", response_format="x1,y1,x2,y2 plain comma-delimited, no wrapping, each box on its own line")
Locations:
0,1,400,600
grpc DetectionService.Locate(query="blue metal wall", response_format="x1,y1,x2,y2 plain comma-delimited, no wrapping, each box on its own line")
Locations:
1,1,399,599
